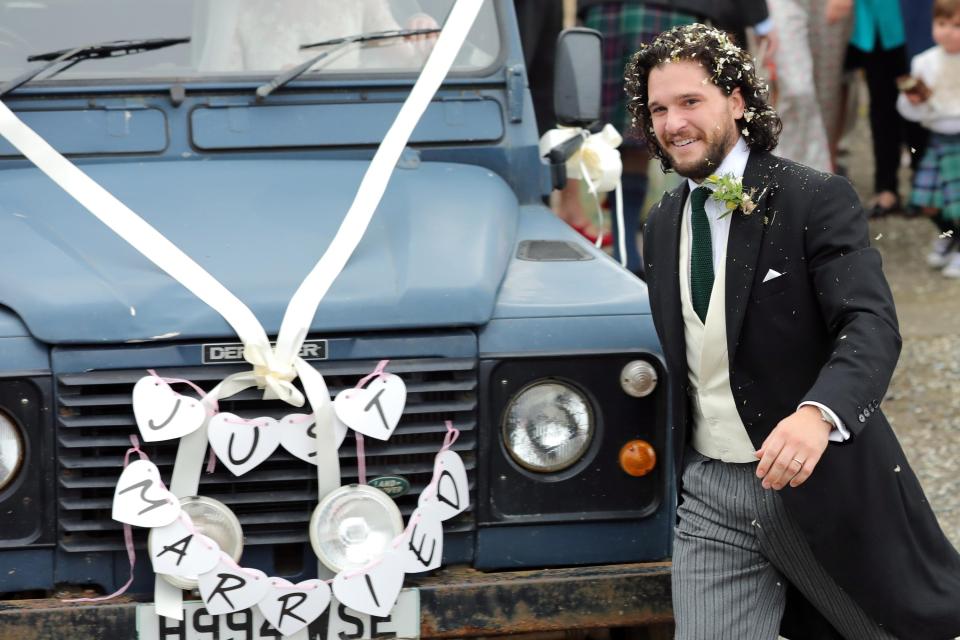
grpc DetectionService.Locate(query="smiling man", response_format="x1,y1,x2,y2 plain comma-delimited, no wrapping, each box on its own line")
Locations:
626,24,960,639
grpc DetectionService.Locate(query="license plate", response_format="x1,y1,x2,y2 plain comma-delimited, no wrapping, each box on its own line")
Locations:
137,590,419,640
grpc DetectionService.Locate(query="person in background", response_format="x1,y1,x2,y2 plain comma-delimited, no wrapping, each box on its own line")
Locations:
515,0,563,143
899,0,935,201
901,0,935,58
767,0,853,171
844,0,910,216
196,0,438,72
577,0,773,277
897,0,960,277
515,0,596,238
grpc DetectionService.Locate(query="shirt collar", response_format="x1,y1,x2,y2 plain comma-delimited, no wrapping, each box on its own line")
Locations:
686,137,751,194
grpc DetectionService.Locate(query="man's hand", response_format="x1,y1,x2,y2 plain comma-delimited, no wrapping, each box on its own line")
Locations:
755,405,831,490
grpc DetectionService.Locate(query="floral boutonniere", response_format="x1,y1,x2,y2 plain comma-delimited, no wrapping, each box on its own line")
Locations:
704,173,758,218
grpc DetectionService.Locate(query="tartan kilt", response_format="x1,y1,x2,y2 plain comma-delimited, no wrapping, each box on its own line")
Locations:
582,2,698,146
910,132,960,220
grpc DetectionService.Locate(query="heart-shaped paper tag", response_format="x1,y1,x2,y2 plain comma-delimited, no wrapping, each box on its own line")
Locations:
111,459,180,528
207,413,281,476
198,560,270,616
332,550,405,617
279,412,347,465
132,376,207,443
149,515,221,578
257,578,331,637
333,373,406,441
418,450,469,521
398,505,444,573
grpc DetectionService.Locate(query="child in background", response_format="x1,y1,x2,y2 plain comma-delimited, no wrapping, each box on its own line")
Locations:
897,0,960,277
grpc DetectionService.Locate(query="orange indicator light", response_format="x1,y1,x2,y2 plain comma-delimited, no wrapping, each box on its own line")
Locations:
619,439,656,477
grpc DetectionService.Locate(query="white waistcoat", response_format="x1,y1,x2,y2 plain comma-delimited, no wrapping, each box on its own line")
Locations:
678,205,757,463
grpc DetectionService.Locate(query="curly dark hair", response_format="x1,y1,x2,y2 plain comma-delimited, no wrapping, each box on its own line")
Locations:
624,23,782,172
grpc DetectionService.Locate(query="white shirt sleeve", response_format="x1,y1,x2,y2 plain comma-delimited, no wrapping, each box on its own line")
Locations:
798,401,850,442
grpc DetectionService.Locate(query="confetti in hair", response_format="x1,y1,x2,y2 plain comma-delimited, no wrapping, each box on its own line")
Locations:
624,23,782,172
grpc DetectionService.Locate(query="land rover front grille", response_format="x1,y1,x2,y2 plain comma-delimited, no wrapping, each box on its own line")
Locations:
55,357,477,552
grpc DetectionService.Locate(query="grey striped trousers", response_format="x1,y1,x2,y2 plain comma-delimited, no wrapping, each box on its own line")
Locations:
672,450,896,640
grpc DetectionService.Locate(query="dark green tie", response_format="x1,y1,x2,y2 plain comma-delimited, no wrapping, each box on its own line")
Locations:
690,186,714,322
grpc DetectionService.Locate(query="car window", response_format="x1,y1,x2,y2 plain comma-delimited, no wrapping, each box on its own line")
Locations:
0,0,500,82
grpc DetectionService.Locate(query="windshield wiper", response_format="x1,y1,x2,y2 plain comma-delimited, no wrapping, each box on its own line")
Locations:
255,27,440,100
0,37,189,98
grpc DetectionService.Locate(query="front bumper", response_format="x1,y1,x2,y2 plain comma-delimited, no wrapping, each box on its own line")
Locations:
0,562,673,639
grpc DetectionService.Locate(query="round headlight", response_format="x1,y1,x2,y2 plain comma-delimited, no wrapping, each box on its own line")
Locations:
620,360,658,398
156,496,243,590
0,410,25,493
502,381,594,473
310,484,404,573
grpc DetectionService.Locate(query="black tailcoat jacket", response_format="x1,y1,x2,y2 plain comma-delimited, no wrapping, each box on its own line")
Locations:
642,151,960,639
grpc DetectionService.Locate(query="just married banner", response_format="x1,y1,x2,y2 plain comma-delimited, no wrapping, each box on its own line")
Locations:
0,0,484,634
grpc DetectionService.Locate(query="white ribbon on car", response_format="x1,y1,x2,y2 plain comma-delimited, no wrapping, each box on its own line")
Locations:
0,0,484,621
539,123,626,265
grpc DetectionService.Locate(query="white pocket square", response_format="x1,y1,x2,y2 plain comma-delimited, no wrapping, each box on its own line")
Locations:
762,268,783,283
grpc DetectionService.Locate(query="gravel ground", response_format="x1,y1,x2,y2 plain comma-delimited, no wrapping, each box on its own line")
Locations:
845,111,960,548
864,215,960,548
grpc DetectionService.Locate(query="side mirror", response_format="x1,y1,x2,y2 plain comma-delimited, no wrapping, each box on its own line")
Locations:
553,28,602,128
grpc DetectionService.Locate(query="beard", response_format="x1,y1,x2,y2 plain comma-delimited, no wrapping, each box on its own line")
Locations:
661,120,740,181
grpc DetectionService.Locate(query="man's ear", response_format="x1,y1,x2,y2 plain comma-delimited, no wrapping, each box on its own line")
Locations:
729,87,746,120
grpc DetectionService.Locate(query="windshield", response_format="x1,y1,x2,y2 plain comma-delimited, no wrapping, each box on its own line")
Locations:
0,0,500,83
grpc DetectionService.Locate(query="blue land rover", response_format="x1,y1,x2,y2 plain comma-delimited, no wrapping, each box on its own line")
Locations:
0,1,673,637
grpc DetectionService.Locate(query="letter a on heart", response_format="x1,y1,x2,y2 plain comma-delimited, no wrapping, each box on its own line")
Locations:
149,515,221,578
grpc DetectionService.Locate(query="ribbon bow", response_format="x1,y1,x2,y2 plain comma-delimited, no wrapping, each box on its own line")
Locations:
244,343,304,405
538,124,627,266
539,123,623,194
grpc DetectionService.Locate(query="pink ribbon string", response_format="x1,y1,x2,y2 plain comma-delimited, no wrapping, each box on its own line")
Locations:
353,359,390,390
124,433,148,466
148,369,217,413
176,512,219,552
63,435,146,603
355,432,367,486
440,420,460,452
352,360,389,485
421,421,459,504
391,509,423,550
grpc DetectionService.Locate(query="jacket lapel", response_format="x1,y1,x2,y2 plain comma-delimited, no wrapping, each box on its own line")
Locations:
655,181,689,371
725,151,775,364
